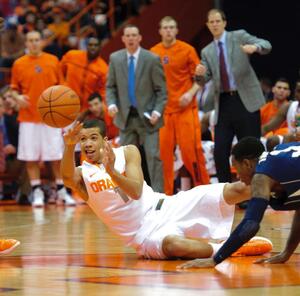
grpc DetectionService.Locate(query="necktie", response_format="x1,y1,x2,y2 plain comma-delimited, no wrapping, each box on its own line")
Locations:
128,55,137,107
218,41,230,92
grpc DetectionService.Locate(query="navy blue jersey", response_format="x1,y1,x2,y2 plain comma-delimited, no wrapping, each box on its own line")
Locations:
256,142,300,210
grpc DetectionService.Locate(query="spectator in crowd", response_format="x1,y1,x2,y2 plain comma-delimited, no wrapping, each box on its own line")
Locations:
78,92,119,141
60,36,108,111
262,79,300,137
47,7,70,47
151,16,209,195
106,24,167,192
0,20,25,68
260,77,290,136
0,86,31,204
10,30,76,207
195,8,271,182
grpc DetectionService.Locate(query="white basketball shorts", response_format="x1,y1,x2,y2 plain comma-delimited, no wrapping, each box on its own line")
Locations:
134,183,235,259
17,122,64,161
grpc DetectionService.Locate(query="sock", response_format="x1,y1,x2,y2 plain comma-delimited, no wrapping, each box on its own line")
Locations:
31,180,41,191
208,242,225,256
56,179,64,191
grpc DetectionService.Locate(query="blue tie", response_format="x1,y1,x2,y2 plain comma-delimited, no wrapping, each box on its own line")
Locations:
128,55,137,107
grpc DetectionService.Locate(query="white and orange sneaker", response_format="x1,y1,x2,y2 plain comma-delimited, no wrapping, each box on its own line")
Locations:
0,239,20,255
232,236,273,256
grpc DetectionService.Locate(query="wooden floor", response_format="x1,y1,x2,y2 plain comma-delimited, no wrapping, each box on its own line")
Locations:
1,202,300,296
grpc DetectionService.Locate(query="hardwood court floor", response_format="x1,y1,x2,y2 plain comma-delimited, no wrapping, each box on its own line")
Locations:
1,203,300,296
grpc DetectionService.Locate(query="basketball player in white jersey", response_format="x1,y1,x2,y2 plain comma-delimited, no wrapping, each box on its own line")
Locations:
61,119,272,259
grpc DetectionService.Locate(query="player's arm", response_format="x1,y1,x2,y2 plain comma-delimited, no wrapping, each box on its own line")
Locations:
261,102,290,136
60,122,89,201
151,55,167,115
178,174,274,269
103,142,144,200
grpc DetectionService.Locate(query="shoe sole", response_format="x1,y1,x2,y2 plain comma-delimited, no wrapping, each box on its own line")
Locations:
0,241,20,255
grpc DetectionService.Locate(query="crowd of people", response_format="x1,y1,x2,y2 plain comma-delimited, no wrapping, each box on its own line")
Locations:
0,3,300,267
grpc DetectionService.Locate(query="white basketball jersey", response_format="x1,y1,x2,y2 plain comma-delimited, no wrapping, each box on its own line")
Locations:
81,146,156,246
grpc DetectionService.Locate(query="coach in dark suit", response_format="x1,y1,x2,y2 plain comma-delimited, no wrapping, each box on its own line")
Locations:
106,24,167,192
195,8,271,182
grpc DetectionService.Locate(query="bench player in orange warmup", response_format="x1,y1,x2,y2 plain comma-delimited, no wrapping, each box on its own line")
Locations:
151,16,209,195
60,37,108,111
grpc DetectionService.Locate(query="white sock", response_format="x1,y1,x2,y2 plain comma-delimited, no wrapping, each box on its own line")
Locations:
208,242,224,256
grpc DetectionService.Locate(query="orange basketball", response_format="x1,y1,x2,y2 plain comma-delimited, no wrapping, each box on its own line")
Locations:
37,85,81,128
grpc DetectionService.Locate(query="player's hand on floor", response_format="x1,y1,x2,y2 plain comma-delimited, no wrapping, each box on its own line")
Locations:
254,251,290,264
63,121,83,145
177,258,216,270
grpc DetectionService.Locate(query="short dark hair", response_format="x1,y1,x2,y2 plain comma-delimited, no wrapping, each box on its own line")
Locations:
274,77,289,85
88,92,102,102
82,119,106,137
207,8,226,21
232,137,265,161
123,24,139,33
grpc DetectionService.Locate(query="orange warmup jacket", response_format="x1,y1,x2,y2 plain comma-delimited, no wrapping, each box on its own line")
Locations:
60,50,108,111
11,52,63,123
151,40,209,195
261,100,288,136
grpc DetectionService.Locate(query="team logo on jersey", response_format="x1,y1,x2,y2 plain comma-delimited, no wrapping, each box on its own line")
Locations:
90,178,116,192
35,65,42,73
162,56,169,64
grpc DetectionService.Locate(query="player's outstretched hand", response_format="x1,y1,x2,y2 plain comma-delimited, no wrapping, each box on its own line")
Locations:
102,139,115,174
177,258,216,270
254,251,290,264
63,121,83,146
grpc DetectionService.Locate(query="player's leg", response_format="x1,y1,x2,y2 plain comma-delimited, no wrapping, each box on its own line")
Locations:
162,235,213,259
176,107,209,187
159,113,176,195
17,122,44,206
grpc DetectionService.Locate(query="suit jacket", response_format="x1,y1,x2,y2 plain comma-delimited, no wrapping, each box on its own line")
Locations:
106,48,167,131
201,30,272,124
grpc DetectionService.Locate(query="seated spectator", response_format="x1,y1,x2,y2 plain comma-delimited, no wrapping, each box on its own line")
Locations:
47,7,70,47
260,77,290,136
262,79,300,136
0,19,25,68
0,91,30,203
78,92,119,141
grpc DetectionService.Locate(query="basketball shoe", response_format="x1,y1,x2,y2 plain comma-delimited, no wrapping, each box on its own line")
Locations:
0,239,20,255
232,236,273,256
32,187,45,207
57,187,76,206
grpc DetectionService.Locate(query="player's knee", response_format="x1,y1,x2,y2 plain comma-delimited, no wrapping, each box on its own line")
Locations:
162,235,184,258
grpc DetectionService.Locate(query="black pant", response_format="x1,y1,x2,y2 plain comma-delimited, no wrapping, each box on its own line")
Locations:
214,92,261,182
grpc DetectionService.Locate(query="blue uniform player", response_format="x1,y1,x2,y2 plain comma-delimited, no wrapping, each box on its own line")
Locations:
179,137,300,269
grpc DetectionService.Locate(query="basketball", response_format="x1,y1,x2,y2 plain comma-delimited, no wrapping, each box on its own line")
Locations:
37,85,81,128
